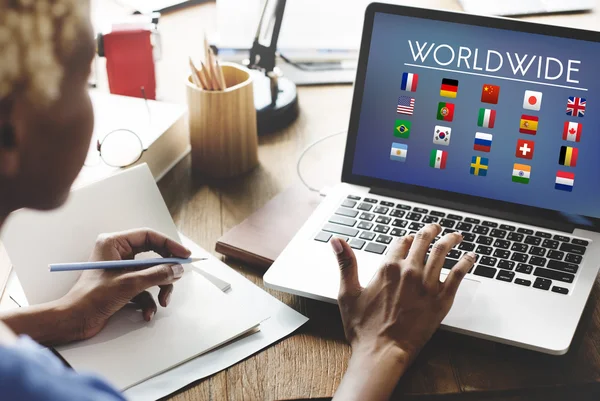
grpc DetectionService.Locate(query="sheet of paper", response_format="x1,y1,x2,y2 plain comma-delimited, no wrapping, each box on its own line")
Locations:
2,165,181,305
0,165,268,391
58,268,261,390
0,242,11,300
124,234,309,401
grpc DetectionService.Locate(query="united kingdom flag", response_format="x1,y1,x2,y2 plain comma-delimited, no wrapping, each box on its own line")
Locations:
567,96,586,117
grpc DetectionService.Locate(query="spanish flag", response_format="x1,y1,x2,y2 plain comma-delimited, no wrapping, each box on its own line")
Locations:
559,146,578,167
440,78,458,98
519,115,539,135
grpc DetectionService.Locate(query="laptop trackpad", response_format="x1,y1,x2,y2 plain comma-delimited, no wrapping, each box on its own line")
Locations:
442,276,480,324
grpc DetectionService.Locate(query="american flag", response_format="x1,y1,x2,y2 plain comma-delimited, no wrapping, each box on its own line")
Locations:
397,96,415,115
567,96,586,117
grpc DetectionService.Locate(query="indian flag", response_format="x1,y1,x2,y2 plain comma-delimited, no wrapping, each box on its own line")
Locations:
429,149,448,169
477,108,496,128
512,163,531,184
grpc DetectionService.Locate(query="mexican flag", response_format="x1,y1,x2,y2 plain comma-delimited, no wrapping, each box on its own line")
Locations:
429,149,447,169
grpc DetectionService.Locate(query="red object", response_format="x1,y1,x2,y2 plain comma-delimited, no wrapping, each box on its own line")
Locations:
102,29,156,99
481,84,500,104
516,139,535,160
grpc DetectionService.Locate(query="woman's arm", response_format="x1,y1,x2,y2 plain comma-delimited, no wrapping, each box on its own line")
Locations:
0,300,82,345
0,228,191,346
331,224,476,401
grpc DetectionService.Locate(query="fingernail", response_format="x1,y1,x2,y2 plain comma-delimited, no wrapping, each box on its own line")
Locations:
165,292,172,306
171,264,184,278
149,311,155,321
330,238,344,255
467,252,476,259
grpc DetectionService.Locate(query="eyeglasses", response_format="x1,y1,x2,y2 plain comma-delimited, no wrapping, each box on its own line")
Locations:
85,129,145,168
85,86,152,168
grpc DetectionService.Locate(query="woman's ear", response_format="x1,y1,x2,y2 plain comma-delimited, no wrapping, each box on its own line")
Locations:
0,108,20,178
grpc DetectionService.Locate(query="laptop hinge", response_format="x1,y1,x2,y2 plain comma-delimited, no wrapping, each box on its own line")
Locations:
370,187,576,233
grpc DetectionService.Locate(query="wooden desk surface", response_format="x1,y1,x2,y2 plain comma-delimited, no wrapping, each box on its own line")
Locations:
65,1,600,399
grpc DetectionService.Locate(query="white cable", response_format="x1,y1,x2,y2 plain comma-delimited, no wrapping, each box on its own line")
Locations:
296,130,346,194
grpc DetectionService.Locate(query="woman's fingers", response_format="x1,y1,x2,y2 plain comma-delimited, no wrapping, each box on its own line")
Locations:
120,263,184,297
105,229,191,259
442,252,477,300
131,291,157,321
423,232,463,285
384,235,414,264
407,224,442,265
158,284,174,307
331,237,363,300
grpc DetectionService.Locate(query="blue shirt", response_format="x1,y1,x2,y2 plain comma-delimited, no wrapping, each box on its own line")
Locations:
0,336,126,401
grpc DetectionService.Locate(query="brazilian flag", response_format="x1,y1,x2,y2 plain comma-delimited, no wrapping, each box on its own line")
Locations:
394,120,411,138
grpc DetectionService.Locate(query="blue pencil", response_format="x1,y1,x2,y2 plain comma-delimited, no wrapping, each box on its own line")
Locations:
49,257,206,272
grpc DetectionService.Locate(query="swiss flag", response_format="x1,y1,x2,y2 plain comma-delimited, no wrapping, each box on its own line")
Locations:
516,139,535,160
563,122,582,143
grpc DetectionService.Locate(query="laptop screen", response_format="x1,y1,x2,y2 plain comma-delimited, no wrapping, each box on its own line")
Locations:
348,8,600,227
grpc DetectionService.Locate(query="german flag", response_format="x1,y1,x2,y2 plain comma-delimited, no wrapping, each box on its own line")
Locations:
440,78,458,98
559,146,578,167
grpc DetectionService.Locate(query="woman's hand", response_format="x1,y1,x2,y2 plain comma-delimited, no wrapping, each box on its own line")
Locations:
61,228,192,341
0,228,191,346
331,224,476,401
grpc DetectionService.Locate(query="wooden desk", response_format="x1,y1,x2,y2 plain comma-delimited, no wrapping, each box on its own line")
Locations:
147,2,600,400
2,1,597,399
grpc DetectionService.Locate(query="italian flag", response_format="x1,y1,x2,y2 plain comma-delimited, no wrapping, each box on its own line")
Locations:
429,149,447,169
478,108,496,128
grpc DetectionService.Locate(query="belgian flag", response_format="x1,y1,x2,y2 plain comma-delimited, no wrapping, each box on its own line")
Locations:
440,78,459,98
559,146,578,167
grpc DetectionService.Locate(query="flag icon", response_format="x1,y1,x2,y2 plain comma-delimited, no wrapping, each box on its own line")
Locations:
470,156,489,176
390,143,408,162
559,146,579,167
394,120,411,138
397,96,415,115
516,139,535,160
523,90,543,111
567,96,586,117
519,115,539,135
512,164,531,184
563,121,582,142
481,84,500,104
477,108,496,128
440,78,458,98
474,132,493,152
555,171,575,192
401,72,419,92
433,126,452,146
437,102,455,122
430,149,448,169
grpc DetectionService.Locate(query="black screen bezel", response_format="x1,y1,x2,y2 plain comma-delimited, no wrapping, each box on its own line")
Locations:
341,3,600,232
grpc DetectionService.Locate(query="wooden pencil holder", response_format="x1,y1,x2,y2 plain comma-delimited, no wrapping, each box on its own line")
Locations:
186,62,259,178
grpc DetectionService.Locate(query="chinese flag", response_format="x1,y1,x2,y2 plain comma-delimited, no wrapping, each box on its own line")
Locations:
481,84,500,104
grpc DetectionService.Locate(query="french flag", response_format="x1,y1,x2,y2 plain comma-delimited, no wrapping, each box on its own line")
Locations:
555,171,575,192
401,72,418,92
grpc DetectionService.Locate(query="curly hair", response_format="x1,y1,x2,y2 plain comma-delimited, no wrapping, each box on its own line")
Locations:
0,0,91,107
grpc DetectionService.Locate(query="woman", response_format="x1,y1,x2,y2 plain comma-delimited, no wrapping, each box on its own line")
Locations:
0,1,475,400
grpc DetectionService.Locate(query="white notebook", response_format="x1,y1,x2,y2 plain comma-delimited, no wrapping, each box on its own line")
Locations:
1,164,267,390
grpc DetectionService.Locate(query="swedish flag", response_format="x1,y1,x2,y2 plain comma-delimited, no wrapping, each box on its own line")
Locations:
470,156,489,176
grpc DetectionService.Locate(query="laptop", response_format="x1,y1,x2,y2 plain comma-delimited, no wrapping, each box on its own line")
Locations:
264,3,600,355
459,0,594,17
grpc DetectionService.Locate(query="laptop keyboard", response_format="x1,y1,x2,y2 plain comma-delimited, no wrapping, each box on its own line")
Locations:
314,194,590,296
